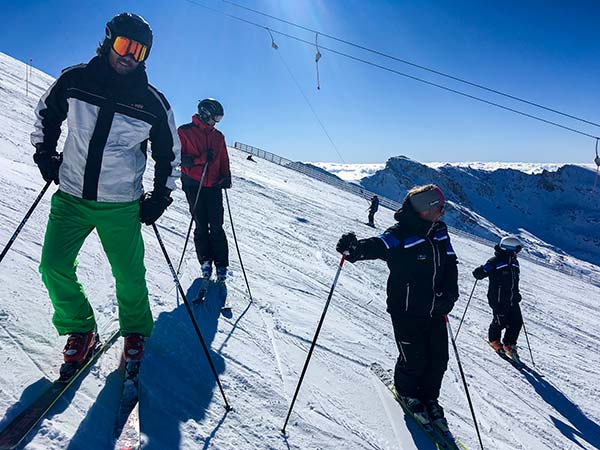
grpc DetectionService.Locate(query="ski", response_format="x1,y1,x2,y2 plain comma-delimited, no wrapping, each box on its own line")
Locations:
370,363,467,450
193,279,231,316
217,282,232,317
112,358,141,450
192,278,211,303
0,329,120,450
486,341,544,378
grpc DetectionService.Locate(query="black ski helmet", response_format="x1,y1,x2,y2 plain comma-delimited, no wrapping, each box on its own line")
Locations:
101,13,153,59
197,98,224,123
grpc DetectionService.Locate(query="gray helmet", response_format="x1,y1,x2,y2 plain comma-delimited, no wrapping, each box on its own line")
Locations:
101,13,153,60
499,236,522,253
197,98,224,123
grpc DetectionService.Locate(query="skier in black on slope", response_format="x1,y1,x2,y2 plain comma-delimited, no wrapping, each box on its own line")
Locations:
31,13,180,369
472,236,524,360
367,194,379,227
336,184,458,431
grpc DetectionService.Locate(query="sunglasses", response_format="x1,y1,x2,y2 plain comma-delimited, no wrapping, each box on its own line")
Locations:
112,36,149,62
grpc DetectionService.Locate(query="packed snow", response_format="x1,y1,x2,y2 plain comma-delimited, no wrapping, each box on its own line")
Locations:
1,52,599,450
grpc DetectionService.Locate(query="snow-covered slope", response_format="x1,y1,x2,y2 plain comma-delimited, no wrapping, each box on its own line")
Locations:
1,52,599,450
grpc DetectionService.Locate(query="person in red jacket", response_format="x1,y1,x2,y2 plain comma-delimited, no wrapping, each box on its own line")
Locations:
178,99,231,282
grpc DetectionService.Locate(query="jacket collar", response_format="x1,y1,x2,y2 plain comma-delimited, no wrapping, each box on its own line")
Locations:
192,114,214,131
86,56,148,93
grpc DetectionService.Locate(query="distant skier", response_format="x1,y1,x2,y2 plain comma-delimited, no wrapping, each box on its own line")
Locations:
31,13,180,368
178,98,231,283
473,236,523,360
246,154,256,162
336,184,458,431
367,194,379,227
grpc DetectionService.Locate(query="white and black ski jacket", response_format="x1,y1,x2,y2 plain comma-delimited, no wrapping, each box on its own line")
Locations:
346,202,459,318
31,56,180,202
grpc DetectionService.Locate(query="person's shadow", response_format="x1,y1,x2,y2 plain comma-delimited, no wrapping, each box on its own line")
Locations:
66,278,228,450
0,377,52,447
518,366,600,449
0,367,111,449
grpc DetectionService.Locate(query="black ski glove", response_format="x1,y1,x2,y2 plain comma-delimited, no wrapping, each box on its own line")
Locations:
206,148,215,163
33,145,62,184
336,232,360,262
434,292,458,316
219,176,232,189
181,154,195,168
139,191,173,225
472,267,487,280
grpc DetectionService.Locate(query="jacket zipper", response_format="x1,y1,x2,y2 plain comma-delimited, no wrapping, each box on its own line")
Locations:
509,256,515,306
429,238,437,316
405,283,410,311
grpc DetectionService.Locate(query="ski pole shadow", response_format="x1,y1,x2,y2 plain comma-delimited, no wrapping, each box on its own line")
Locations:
141,279,227,450
521,369,600,449
216,292,252,354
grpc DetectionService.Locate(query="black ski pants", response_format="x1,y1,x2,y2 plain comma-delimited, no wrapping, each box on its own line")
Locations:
368,210,375,225
391,315,448,402
488,304,523,346
183,184,229,268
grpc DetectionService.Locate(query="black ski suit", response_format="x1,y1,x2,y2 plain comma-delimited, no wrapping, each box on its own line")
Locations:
368,196,379,226
473,246,523,345
346,200,459,401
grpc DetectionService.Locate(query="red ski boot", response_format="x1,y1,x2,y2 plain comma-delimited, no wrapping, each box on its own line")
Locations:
123,333,145,362
63,330,98,364
489,340,503,352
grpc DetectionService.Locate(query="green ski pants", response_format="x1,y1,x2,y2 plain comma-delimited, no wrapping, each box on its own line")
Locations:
39,190,153,336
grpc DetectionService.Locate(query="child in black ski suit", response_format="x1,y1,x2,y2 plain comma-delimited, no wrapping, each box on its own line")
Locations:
337,184,458,425
472,237,523,357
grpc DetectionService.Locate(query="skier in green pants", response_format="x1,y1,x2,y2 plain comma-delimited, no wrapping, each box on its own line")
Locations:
31,13,180,366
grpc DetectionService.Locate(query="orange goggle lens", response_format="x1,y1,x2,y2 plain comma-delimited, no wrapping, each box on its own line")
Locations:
112,36,148,62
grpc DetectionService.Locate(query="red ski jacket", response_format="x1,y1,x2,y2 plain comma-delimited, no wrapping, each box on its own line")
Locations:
178,115,231,187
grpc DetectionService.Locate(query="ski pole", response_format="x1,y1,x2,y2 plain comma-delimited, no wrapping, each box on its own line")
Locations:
521,317,536,368
176,162,209,275
0,180,51,265
282,254,347,434
454,279,478,341
152,223,232,411
224,189,253,302
446,315,485,450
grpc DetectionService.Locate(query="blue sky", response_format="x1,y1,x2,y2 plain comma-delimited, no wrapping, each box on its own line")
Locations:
2,0,600,164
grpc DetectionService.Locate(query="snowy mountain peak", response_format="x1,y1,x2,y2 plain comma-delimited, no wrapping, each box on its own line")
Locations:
360,155,600,270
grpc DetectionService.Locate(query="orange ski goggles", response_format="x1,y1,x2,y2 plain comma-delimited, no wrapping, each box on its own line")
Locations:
112,36,149,62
